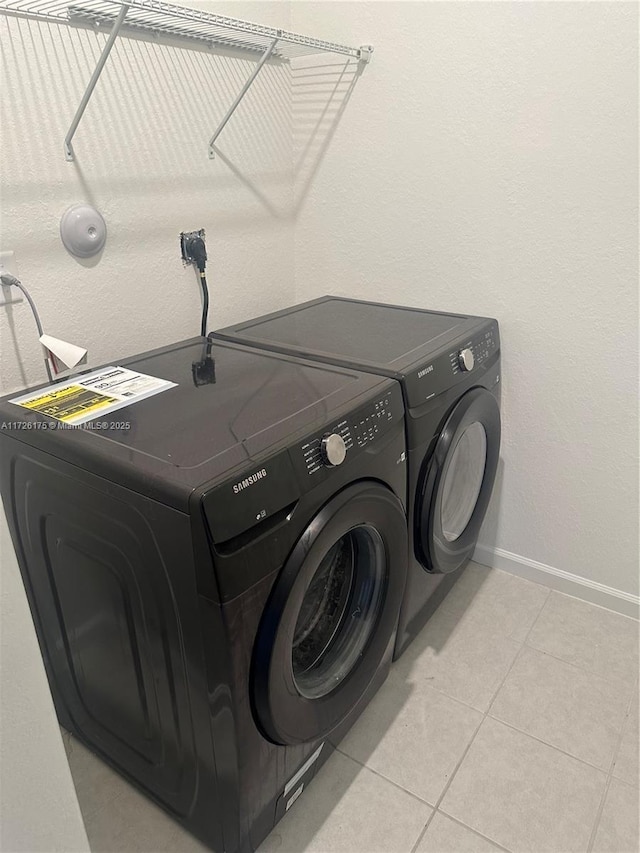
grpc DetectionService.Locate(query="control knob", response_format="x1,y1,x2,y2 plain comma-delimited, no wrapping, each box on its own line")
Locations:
320,433,347,467
458,348,475,372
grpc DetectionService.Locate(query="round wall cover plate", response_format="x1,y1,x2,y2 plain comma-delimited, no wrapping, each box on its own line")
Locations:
60,203,107,258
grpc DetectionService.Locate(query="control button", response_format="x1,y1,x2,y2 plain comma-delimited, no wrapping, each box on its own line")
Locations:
458,348,475,372
320,433,347,467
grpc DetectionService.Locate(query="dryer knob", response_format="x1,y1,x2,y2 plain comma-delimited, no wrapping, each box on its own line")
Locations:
458,348,475,372
320,433,347,467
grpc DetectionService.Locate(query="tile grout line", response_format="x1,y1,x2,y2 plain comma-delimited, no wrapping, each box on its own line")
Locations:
521,642,638,690
547,587,640,623
523,638,639,689
437,811,513,853
585,688,637,852
484,644,526,717
479,581,551,720
484,601,539,715
398,669,497,715
586,679,637,853
484,714,614,776
612,678,639,779
523,588,640,685
395,637,539,719
519,584,553,648
397,573,555,715
585,774,614,853
406,583,550,853
486,604,635,772
392,676,488,716
408,713,487,853
438,569,552,631
332,745,438,809
410,614,541,853
407,808,437,852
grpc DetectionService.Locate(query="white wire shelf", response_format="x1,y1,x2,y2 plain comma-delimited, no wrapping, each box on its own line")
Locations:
0,0,373,159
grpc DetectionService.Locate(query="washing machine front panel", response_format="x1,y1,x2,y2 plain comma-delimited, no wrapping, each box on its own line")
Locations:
417,387,501,575
252,481,407,746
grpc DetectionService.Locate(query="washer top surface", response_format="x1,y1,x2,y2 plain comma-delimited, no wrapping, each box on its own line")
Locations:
0,338,394,507
88,339,386,467
214,297,493,374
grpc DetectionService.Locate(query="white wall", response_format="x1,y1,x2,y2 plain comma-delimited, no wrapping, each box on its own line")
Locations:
291,1,639,602
0,2,294,847
0,1,295,394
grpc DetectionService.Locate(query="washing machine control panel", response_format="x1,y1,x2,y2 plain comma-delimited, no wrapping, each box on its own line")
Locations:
320,433,347,467
299,387,401,477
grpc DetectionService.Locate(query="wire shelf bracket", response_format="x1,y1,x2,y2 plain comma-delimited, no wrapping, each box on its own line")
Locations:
0,0,373,161
63,2,129,160
208,35,279,160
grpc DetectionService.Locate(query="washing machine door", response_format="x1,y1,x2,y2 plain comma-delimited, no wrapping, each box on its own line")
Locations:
417,387,501,575
252,481,407,746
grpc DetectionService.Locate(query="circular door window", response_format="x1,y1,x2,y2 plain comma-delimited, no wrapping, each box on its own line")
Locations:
440,422,487,542
252,481,407,746
292,525,385,700
417,387,500,575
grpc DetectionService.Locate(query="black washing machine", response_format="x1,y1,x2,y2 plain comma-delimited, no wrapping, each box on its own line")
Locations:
214,297,501,658
0,337,408,852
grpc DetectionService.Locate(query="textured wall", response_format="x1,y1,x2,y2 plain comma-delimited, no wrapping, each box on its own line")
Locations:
291,1,639,598
0,1,295,393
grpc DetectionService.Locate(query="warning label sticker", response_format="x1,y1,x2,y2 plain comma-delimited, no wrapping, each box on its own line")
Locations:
15,385,118,422
10,367,176,425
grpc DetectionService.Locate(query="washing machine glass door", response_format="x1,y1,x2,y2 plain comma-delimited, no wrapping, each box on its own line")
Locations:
417,387,500,574
252,481,407,746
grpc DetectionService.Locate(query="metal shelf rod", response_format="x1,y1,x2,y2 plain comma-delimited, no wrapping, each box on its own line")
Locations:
208,35,279,160
63,1,129,161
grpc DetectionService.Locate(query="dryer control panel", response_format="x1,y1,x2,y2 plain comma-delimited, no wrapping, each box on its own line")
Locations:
404,319,500,408
298,384,403,478
449,325,499,376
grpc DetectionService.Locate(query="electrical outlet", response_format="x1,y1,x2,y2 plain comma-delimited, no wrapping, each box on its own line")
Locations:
180,229,206,266
0,251,23,307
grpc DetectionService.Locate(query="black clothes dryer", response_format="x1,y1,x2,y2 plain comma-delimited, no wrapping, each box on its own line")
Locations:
214,297,501,659
0,338,408,852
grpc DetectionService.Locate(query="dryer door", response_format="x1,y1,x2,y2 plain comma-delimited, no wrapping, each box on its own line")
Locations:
417,387,501,574
252,481,407,746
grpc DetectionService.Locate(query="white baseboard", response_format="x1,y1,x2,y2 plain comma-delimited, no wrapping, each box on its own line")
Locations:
473,544,640,621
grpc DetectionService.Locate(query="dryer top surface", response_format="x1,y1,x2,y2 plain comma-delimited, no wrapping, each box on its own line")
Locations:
214,297,496,375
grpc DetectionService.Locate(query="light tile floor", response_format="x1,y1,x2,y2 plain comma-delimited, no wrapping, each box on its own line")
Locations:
62,563,639,853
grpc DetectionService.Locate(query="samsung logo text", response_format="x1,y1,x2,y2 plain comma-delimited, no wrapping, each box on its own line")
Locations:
233,469,268,494
418,365,434,379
